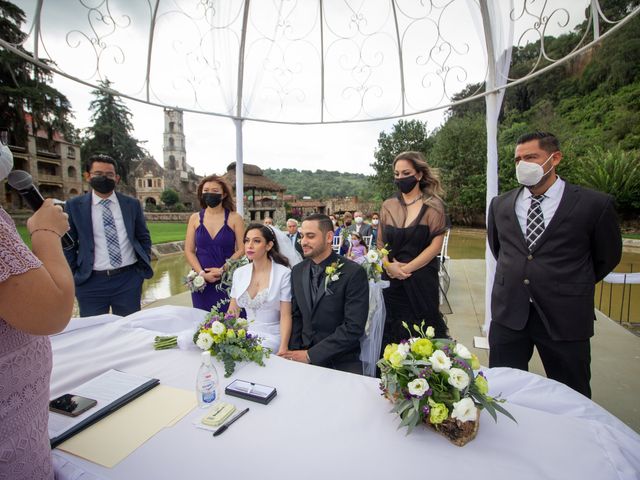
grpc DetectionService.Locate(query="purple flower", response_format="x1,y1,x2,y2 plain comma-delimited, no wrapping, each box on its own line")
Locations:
454,358,471,369
224,313,235,320
422,405,431,416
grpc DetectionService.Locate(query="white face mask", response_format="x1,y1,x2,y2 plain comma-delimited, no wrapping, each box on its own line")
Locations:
0,143,13,181
354,216,363,224
372,219,379,226
516,152,555,187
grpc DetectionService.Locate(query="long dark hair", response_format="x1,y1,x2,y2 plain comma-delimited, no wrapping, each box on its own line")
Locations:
197,175,235,211
244,223,290,268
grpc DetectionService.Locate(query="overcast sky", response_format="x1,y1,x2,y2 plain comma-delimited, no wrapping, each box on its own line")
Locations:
11,0,588,177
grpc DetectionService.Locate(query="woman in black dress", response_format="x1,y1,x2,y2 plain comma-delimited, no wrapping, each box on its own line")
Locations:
378,151,449,344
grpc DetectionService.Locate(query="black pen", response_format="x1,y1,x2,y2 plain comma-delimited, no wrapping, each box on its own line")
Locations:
213,407,249,437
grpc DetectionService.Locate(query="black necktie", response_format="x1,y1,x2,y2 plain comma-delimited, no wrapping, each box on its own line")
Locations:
310,264,324,305
526,195,546,250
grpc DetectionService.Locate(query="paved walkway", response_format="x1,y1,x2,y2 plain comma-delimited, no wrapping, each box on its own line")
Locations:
145,259,640,433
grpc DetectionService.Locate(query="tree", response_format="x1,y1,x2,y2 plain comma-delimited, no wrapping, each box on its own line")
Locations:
370,119,433,201
82,79,146,184
429,113,487,225
161,188,180,207
0,1,75,146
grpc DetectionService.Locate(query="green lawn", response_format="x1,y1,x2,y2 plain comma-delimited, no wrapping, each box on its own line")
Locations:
16,222,187,248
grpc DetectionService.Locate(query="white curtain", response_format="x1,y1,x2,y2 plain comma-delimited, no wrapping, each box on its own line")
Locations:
478,1,514,335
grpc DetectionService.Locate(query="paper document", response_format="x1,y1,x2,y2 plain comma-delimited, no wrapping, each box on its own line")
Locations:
49,369,156,439
58,385,196,467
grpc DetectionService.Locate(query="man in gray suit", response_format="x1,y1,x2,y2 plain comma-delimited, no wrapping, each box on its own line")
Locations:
487,132,621,398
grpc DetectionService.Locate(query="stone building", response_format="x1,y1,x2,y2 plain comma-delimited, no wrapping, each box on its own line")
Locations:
1,117,83,208
223,162,287,225
158,108,200,209
133,157,165,209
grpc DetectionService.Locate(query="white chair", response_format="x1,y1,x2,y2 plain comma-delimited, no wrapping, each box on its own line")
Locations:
362,235,373,250
438,229,451,296
331,235,341,253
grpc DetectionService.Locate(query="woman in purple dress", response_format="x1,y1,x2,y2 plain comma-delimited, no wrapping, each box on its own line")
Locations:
0,142,75,479
185,175,244,311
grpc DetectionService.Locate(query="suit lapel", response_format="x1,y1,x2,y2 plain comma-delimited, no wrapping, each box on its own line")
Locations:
301,260,313,314
509,187,528,251
531,182,579,253
81,193,95,250
116,193,134,241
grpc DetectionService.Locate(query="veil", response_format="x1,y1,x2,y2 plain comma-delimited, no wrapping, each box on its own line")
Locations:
268,225,303,267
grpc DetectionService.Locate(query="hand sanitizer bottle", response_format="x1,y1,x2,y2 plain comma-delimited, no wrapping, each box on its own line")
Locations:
196,351,219,408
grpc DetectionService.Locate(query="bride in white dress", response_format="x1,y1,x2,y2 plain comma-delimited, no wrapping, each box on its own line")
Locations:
228,223,301,354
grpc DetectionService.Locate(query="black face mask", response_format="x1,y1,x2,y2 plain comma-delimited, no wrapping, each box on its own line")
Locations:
202,193,222,208
90,176,116,194
394,176,419,194
344,220,352,226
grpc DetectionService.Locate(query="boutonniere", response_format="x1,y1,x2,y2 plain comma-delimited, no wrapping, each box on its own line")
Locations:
324,260,344,291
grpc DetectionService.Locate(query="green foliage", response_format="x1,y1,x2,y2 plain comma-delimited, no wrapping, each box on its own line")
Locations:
429,114,487,224
81,79,146,184
160,188,180,206
573,147,640,215
0,1,75,145
263,168,371,200
370,119,433,201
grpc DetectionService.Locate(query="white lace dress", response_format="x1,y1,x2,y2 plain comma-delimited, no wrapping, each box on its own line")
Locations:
231,262,292,352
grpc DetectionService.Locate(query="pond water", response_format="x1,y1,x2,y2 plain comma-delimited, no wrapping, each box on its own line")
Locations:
141,228,639,323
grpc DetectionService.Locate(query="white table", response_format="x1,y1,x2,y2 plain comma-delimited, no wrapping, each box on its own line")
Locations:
50,306,640,480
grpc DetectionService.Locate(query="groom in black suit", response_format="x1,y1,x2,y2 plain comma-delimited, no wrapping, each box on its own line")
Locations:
488,132,622,398
284,213,369,373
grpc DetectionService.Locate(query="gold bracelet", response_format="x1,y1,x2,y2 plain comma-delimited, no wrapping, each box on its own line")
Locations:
29,228,62,238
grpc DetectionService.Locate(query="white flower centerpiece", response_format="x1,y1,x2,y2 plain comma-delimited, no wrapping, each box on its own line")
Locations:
378,322,515,446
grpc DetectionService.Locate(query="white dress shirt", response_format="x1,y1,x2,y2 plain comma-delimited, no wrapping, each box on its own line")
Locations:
515,176,565,236
91,191,138,270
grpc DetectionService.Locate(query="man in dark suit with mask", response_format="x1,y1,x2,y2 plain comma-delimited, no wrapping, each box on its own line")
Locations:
64,154,153,317
487,132,622,398
283,213,369,373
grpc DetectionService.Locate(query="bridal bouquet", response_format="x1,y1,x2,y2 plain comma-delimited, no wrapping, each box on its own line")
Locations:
217,256,250,294
194,302,269,377
154,301,270,377
184,270,206,293
378,322,515,446
361,246,389,282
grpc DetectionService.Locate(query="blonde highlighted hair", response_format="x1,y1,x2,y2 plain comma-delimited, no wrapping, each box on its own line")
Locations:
393,151,445,200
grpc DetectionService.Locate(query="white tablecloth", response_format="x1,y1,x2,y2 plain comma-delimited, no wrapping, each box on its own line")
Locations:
50,306,640,480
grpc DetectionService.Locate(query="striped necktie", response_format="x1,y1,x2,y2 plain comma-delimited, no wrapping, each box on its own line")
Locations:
525,195,546,250
99,198,122,267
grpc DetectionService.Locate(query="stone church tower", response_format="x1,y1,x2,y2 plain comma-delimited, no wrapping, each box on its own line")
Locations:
161,108,200,209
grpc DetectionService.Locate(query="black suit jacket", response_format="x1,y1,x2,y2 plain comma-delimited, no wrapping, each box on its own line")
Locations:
289,251,369,370
64,191,153,285
487,182,621,341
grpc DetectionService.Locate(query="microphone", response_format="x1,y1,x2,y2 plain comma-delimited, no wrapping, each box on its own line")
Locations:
7,170,74,250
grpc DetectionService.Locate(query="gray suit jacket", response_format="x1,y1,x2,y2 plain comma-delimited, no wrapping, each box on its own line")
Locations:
64,191,153,285
487,182,621,341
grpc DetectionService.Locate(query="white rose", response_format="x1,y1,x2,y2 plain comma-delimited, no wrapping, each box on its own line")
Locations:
210,321,225,335
451,397,478,423
366,250,379,263
196,332,213,350
187,270,197,280
331,274,339,282
447,368,470,390
429,350,452,372
454,343,472,359
425,326,435,338
192,275,206,288
396,342,410,356
407,378,429,397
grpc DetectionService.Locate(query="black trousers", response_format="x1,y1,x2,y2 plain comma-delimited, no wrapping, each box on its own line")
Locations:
489,305,592,398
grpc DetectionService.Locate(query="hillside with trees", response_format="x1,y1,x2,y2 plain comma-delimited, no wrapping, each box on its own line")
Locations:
264,168,371,200
371,1,640,227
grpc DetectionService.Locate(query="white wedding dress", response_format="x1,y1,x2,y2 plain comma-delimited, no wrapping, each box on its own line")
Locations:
231,262,292,352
